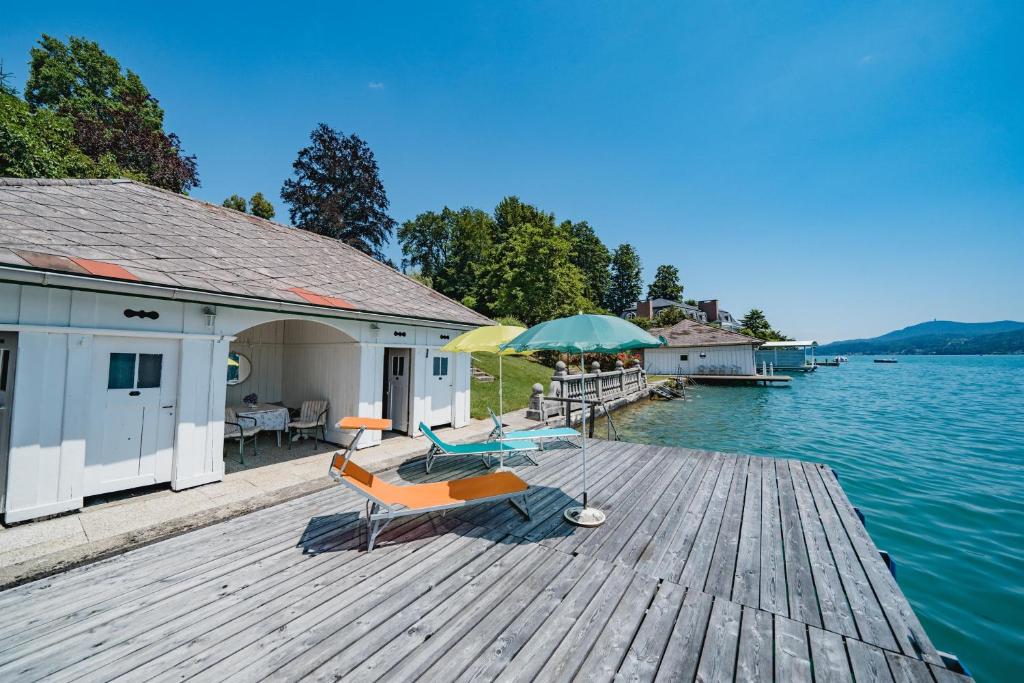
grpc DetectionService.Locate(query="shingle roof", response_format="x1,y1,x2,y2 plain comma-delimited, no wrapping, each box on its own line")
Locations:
650,317,763,347
0,178,491,326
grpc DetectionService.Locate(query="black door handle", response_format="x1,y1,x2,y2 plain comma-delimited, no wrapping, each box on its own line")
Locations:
129,390,141,396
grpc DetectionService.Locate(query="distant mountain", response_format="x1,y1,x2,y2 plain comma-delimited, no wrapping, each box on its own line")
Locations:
818,320,1024,355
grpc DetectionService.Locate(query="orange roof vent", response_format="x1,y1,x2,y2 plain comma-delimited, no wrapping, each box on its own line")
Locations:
287,287,355,309
69,257,140,281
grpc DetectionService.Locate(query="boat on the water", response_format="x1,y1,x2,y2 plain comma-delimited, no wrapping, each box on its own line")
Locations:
874,358,898,363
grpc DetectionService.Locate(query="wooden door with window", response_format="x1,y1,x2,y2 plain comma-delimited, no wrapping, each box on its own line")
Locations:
85,338,178,497
383,348,411,433
427,351,453,427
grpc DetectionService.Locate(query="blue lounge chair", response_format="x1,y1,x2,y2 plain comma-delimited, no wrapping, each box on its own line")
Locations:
488,408,582,459
419,422,539,473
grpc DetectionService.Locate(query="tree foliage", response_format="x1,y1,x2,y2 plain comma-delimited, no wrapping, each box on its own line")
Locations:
565,220,611,308
398,207,493,304
222,194,246,212
249,192,275,219
739,308,789,341
485,222,590,326
281,123,395,260
23,35,198,192
606,244,643,314
647,264,683,301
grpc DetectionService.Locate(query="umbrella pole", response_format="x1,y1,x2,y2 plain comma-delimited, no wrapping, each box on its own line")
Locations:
564,350,604,527
498,354,505,470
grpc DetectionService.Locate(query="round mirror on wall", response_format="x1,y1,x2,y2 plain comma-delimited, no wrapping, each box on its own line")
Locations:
226,351,252,385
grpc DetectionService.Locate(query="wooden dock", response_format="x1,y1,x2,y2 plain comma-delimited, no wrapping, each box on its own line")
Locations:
687,373,793,385
0,441,970,681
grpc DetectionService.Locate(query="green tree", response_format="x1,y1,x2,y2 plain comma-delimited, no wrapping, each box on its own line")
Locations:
25,35,198,192
249,192,275,219
1,89,114,178
606,243,643,315
647,264,682,301
398,206,495,304
494,196,555,236
484,222,590,326
222,194,247,212
281,124,396,260
739,308,789,341
564,220,611,308
652,306,686,327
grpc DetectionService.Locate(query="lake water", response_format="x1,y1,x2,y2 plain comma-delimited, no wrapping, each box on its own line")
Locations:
614,355,1024,681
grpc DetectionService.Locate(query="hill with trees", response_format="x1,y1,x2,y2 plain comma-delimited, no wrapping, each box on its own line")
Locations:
817,320,1024,355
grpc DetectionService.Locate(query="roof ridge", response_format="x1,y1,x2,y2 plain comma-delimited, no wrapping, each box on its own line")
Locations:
0,177,132,187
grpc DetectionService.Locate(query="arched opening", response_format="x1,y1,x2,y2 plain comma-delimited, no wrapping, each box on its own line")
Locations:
223,318,361,472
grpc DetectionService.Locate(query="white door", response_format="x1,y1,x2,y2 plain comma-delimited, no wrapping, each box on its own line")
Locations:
427,351,453,427
85,338,178,497
0,334,16,511
384,349,410,433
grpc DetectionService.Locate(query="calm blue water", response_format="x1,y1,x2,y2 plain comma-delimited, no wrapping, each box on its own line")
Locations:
615,356,1024,681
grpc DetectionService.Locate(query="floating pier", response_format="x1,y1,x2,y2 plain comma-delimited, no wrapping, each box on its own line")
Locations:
0,440,970,681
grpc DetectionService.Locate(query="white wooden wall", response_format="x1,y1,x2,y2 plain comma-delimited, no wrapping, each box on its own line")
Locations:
645,344,756,375
0,281,475,522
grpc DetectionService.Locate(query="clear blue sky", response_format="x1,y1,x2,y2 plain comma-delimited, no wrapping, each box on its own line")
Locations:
3,1,1022,342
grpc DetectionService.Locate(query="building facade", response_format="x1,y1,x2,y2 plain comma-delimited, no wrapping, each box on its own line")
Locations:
643,319,762,375
0,179,489,523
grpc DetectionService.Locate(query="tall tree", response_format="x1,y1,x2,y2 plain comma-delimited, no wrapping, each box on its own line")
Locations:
1,89,115,178
25,35,198,192
739,308,789,341
564,220,611,308
647,264,682,301
484,222,590,326
494,196,555,236
249,192,275,219
281,124,396,260
606,243,643,315
398,207,495,305
222,194,246,212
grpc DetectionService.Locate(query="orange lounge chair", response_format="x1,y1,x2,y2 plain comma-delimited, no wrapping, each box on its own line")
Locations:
330,417,531,551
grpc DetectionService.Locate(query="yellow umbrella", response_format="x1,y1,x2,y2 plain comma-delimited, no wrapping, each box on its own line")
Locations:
441,325,528,471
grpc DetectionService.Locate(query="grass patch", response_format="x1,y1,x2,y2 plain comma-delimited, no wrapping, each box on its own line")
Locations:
470,352,556,420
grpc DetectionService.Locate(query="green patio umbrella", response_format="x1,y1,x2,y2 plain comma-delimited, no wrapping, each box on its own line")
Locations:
502,313,664,527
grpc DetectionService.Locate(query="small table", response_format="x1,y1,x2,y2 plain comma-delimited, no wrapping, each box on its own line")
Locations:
235,403,290,447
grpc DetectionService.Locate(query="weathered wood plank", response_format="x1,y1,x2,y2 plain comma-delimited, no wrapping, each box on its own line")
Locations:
774,615,812,682
615,581,686,682
575,571,659,681
789,459,858,637
530,564,638,681
704,455,750,598
801,461,897,652
613,451,706,571
759,459,788,616
735,605,773,682
646,452,726,581
694,597,742,682
652,588,713,683
459,555,597,682
491,558,616,683
885,650,936,683
808,626,853,683
732,456,762,608
846,639,895,683
775,457,822,627
817,463,942,664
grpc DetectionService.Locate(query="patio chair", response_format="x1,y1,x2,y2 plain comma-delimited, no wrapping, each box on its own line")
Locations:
224,407,259,464
419,422,539,473
288,400,329,449
487,408,581,457
329,417,530,551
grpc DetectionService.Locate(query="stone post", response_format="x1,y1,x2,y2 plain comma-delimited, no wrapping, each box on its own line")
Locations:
526,382,547,421
616,359,625,393
591,361,602,403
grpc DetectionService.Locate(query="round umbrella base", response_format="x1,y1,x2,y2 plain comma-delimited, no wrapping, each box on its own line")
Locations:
491,465,515,474
564,505,606,527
